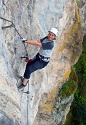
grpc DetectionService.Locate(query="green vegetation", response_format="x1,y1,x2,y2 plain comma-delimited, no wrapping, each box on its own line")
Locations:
64,36,86,125
76,0,81,3
72,90,86,125
61,104,66,110
76,0,83,7
75,35,86,99
60,67,78,99
64,90,86,125
63,111,73,125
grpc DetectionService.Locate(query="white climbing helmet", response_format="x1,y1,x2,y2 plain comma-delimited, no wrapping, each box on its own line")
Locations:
49,28,58,36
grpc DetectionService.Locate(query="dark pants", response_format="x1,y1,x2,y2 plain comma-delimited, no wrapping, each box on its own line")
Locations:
24,54,49,79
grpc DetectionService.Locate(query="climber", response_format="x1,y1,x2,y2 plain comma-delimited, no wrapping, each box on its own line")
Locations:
18,28,58,90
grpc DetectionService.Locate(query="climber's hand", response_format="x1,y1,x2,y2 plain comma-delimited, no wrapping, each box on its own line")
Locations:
22,38,27,43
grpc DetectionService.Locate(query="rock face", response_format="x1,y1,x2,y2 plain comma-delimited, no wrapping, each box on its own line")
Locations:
0,0,85,125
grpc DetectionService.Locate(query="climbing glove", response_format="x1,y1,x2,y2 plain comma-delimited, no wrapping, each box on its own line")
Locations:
22,38,27,43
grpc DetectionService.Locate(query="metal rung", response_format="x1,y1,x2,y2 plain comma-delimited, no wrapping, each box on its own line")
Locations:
21,56,27,59
2,24,14,29
23,91,29,94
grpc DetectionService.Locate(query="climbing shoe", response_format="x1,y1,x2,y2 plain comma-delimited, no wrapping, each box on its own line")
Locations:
17,76,29,91
17,83,27,90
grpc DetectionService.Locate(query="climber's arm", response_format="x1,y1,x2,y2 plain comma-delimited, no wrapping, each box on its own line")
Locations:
26,40,42,47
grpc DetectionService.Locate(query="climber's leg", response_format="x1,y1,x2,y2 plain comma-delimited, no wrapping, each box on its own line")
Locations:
17,78,29,90
22,78,29,85
18,55,49,90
